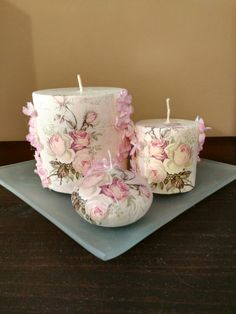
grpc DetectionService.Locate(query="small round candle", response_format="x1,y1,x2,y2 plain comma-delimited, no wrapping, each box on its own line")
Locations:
131,99,199,194
71,160,153,227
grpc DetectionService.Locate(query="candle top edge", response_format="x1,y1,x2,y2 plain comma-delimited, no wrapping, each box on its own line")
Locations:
33,87,124,96
136,119,197,128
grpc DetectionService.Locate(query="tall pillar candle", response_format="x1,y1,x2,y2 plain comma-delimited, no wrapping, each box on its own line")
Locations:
23,77,134,194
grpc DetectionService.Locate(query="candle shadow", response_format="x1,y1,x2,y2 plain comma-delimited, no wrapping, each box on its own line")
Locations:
0,0,36,140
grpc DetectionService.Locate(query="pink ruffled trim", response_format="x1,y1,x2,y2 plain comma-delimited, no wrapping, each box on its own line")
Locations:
115,90,135,163
195,116,211,160
23,102,49,188
34,151,50,187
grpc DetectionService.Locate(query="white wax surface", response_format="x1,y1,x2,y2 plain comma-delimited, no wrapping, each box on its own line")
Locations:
33,87,123,97
136,119,197,128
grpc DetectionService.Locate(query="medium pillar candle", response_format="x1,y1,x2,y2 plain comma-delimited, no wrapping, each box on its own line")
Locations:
131,118,199,194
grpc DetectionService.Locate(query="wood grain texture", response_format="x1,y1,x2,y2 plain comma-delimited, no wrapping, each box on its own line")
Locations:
0,138,235,314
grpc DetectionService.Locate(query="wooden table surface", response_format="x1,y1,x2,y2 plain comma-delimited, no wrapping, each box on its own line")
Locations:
0,138,235,314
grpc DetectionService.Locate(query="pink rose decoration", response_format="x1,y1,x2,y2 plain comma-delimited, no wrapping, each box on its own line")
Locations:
117,89,132,112
164,142,193,174
115,89,134,163
22,102,37,117
70,130,90,151
48,133,75,163
49,133,67,156
173,144,192,166
85,111,97,124
26,131,42,152
78,171,113,200
197,117,207,133
85,194,113,223
101,177,129,201
28,116,37,128
82,171,112,189
195,117,210,156
22,103,43,152
115,114,131,130
149,139,168,161
147,158,167,184
72,149,92,175
34,151,50,188
123,120,135,139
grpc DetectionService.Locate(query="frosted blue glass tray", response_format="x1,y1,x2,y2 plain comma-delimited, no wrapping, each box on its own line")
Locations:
0,159,236,261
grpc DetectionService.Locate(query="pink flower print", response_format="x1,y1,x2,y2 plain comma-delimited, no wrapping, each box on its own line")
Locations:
82,171,112,189
139,185,151,198
85,111,97,124
173,144,192,166
164,142,193,174
78,171,113,200
101,177,129,201
49,134,67,156
72,149,92,175
70,130,90,151
85,194,113,223
147,158,167,184
149,139,168,161
22,102,37,117
48,133,75,163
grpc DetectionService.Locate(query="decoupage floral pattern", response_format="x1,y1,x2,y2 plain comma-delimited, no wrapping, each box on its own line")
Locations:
47,96,102,184
23,89,134,191
71,167,153,227
23,98,102,186
131,124,199,193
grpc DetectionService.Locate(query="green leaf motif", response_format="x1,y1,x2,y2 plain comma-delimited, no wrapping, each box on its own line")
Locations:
50,160,61,167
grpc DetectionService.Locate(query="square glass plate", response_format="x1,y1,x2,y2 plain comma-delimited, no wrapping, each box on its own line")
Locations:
0,159,236,261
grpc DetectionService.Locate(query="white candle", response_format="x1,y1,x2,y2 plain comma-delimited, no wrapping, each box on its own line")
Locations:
23,76,134,193
131,100,199,194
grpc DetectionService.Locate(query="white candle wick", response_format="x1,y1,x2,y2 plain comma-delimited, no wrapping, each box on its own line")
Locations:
108,150,113,169
166,98,170,124
77,74,83,93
